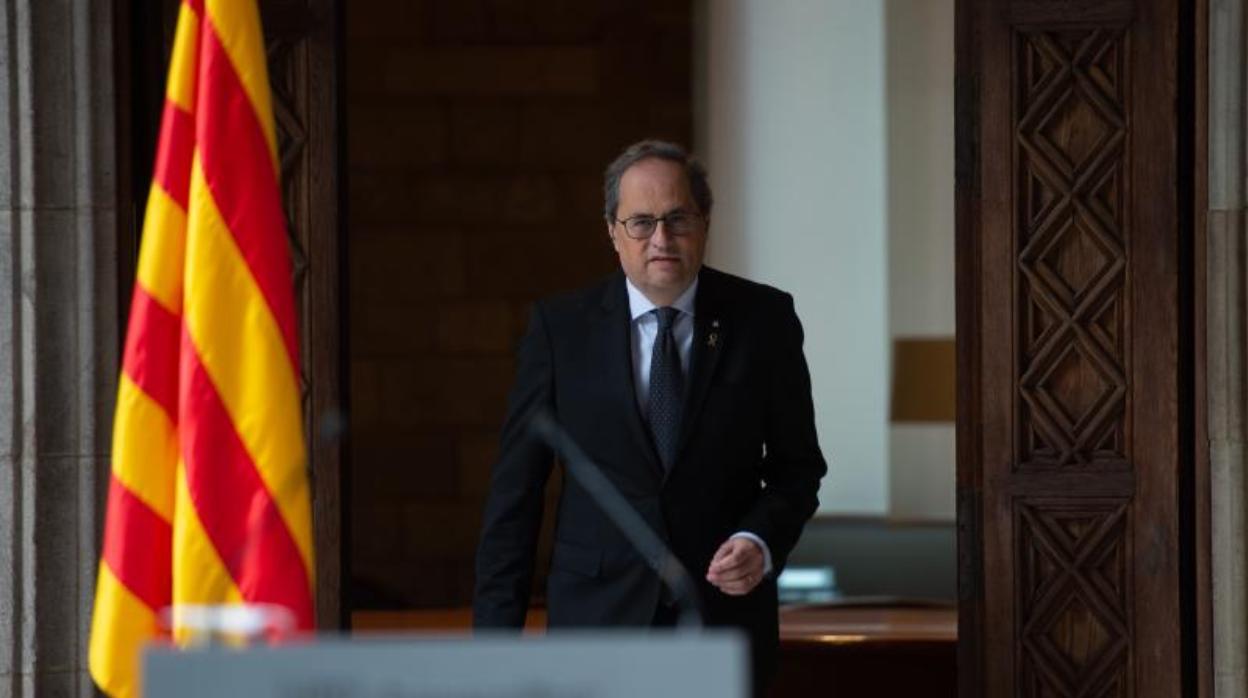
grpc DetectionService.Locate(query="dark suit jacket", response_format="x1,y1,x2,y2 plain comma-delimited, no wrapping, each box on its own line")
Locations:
473,266,826,673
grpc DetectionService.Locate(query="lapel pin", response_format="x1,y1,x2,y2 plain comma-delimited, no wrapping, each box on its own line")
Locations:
707,332,719,349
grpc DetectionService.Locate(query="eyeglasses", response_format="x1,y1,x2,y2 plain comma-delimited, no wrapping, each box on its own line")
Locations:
614,212,704,240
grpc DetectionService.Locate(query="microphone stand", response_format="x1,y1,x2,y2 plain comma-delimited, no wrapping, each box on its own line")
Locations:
528,409,704,628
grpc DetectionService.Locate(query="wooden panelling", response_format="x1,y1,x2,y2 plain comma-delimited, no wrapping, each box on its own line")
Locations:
345,1,694,610
262,0,345,629
1016,499,1131,695
1015,28,1131,471
958,0,1190,695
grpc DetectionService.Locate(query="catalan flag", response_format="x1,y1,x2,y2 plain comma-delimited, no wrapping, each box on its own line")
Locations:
88,0,315,694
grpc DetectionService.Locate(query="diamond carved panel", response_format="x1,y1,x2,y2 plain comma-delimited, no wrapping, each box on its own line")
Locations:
262,1,314,431
257,0,341,628
1017,500,1130,698
1016,28,1130,469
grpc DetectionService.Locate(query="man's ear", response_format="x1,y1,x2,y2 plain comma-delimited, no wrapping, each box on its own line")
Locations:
606,223,620,253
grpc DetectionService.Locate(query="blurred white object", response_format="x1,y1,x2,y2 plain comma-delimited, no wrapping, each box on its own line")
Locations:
159,603,296,645
777,565,840,604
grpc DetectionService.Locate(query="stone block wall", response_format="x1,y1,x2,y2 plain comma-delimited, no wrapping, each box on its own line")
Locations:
347,0,693,609
1,0,118,693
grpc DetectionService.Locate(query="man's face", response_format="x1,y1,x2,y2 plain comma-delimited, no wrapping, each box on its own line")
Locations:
608,157,708,305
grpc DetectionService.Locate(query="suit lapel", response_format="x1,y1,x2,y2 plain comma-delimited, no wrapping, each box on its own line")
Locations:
597,273,664,476
672,268,726,473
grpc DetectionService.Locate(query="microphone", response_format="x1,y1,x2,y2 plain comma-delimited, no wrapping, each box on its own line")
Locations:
527,409,704,628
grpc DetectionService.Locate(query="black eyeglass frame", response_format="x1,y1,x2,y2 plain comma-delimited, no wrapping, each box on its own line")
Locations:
612,211,706,240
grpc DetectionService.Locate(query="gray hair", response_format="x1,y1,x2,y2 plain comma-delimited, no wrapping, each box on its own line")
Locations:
603,139,713,222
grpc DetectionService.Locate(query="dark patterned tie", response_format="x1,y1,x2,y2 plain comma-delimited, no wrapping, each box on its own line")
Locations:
648,307,684,471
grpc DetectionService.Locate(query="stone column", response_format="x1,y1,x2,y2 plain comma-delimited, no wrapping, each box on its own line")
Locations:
1208,0,1248,695
0,0,119,695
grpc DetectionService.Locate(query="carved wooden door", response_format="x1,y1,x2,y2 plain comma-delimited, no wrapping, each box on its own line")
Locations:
957,0,1191,695
259,0,344,630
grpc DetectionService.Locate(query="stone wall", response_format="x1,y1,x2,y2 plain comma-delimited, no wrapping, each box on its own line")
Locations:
0,0,118,695
1208,0,1248,694
346,0,694,608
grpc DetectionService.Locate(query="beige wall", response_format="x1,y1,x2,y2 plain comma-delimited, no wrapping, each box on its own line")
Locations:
885,0,956,521
697,0,956,519
699,0,892,516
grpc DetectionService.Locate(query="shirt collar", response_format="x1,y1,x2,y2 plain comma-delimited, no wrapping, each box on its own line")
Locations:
625,274,699,322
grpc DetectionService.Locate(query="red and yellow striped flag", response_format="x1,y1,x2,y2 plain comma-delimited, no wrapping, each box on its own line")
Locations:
89,0,315,695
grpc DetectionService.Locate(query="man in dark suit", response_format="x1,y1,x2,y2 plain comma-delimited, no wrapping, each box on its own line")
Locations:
473,140,827,691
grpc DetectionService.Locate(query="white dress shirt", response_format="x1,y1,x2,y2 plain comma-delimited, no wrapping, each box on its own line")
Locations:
624,276,774,576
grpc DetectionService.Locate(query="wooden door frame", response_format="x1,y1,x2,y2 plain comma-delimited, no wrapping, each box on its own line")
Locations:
952,4,983,695
266,0,349,633
953,0,1210,694
1191,0,1212,693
